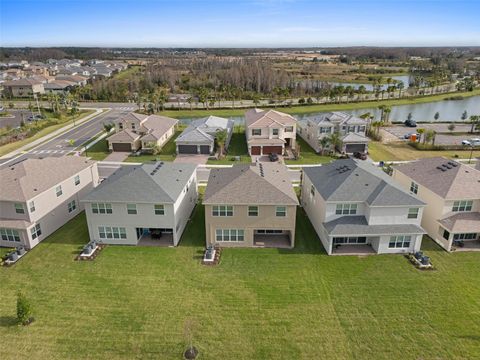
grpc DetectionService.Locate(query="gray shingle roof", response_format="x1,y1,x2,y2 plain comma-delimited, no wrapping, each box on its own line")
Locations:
82,162,196,204
304,159,424,206
324,216,425,236
308,112,368,126
175,116,233,145
438,212,480,233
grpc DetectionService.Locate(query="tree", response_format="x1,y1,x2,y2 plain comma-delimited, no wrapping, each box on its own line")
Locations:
397,81,405,98
461,110,468,121
417,128,425,144
215,129,228,158
434,112,440,121
327,132,342,153
103,123,115,133
318,137,330,155
448,123,456,133
469,115,480,133
17,292,33,325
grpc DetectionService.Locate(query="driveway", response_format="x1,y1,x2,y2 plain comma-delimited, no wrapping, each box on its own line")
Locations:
103,152,129,162
174,154,209,164
252,155,284,163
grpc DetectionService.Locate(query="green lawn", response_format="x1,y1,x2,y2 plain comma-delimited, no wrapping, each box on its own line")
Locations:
285,136,335,165
84,138,110,161
124,130,181,163
2,207,480,359
207,130,251,165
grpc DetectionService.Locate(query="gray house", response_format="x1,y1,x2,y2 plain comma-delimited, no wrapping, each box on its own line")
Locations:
175,116,234,154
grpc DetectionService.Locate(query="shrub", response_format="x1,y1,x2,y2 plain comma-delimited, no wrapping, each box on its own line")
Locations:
16,292,33,325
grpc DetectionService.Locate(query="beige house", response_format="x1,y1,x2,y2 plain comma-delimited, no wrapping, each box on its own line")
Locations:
203,163,298,248
302,159,425,255
245,109,297,156
0,157,99,250
107,112,178,153
3,78,45,97
82,162,197,246
393,158,480,251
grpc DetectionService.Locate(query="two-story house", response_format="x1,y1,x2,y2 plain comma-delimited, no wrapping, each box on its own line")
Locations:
0,157,99,250
82,162,197,246
302,159,425,255
203,163,298,248
107,112,178,153
245,109,297,156
298,112,369,154
393,157,480,251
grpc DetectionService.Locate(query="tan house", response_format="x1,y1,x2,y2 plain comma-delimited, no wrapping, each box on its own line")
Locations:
107,112,178,153
3,78,45,97
393,157,480,251
245,109,297,156
0,157,99,250
203,163,298,248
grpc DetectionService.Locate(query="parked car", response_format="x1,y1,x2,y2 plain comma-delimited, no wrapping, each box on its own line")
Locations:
268,152,279,162
353,152,367,160
0,105,4,112
404,119,417,127
403,133,420,140
462,138,480,146
27,114,45,121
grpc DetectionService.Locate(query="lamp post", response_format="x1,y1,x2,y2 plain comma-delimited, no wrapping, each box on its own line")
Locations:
468,144,474,164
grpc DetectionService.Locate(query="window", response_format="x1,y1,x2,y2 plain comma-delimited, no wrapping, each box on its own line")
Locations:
215,229,245,242
452,200,473,212
272,128,279,136
74,175,80,186
98,226,127,240
388,235,411,248
14,203,25,214
31,224,42,240
443,229,450,240
359,126,366,133
131,123,136,130
0,228,20,242
333,237,367,244
348,125,356,133
154,204,165,215
310,185,315,198
127,204,137,215
335,203,357,215
319,127,331,134
453,233,477,240
256,229,283,234
410,182,418,194
29,201,35,213
285,126,294,132
67,200,76,213
252,129,261,136
248,206,258,217
212,205,233,217
91,203,112,214
118,123,123,130
276,206,286,217
408,208,419,219
55,185,63,197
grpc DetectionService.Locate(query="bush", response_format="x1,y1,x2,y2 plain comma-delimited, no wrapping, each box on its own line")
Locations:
17,292,33,325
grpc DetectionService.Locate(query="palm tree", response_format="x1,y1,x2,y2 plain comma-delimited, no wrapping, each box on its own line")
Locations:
397,81,405,98
327,132,342,153
318,137,330,155
383,106,392,124
461,110,468,121
215,129,228,159
469,115,480,133
417,128,425,144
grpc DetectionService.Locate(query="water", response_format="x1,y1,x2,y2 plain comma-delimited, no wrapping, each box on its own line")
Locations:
330,75,412,91
177,95,480,125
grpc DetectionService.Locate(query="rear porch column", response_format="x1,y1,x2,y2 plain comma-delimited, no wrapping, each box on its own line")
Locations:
197,145,201,154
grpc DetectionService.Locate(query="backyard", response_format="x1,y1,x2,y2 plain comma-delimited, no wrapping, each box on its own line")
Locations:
1,207,480,359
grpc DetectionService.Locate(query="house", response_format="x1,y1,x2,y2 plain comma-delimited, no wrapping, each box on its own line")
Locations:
298,112,369,154
0,157,99,250
55,75,88,86
107,112,178,153
302,159,425,255
245,108,297,156
44,80,75,94
3,78,45,97
392,157,480,251
175,116,234,154
203,163,298,248
82,162,198,246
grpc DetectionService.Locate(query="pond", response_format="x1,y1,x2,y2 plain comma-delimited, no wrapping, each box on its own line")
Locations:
331,75,412,92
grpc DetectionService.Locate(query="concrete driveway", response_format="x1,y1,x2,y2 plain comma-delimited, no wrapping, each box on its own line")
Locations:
174,154,209,164
104,152,130,162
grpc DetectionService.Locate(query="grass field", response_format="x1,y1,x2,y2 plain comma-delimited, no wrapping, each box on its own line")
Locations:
285,136,334,165
2,207,480,359
207,129,251,165
368,141,480,161
124,130,180,163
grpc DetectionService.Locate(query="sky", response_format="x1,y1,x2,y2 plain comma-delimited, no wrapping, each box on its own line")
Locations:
1,0,479,47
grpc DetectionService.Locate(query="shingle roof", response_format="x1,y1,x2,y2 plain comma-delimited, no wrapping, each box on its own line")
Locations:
245,108,297,128
203,163,298,205
107,129,140,142
341,132,369,143
323,216,425,236
308,112,368,126
0,157,95,202
82,162,196,204
395,157,480,199
176,115,232,144
3,78,42,87
438,212,480,233
304,159,424,206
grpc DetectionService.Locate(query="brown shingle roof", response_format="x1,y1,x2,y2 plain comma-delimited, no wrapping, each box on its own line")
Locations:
438,212,480,233
245,108,297,128
203,163,298,205
107,129,140,142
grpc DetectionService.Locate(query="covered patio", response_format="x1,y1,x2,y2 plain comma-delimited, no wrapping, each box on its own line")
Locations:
332,244,376,256
136,228,174,247
253,230,292,248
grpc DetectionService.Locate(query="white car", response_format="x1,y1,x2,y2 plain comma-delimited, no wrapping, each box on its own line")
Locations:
462,138,480,146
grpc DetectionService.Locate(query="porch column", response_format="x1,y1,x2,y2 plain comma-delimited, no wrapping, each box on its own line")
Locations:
197,145,201,154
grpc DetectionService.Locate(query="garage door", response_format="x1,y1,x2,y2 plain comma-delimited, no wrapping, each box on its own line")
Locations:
251,146,261,155
345,144,366,154
177,144,198,154
262,146,283,155
200,145,210,154
112,143,132,152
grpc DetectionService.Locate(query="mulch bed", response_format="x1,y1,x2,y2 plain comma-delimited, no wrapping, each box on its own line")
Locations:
75,244,107,261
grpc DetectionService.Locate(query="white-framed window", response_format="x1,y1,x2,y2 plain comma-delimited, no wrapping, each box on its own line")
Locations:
408,208,419,219
453,233,477,240
55,185,63,197
212,205,233,217
272,128,279,136
154,204,165,215
30,224,42,240
333,236,367,244
388,235,411,248
348,125,356,133
127,204,137,215
29,201,35,213
118,123,123,130
452,200,473,212
252,129,261,136
319,127,331,134
359,126,366,133
0,228,21,242
285,126,294,132
256,229,283,234
131,123,136,130
91,203,113,214
67,200,77,213
248,206,258,217
276,206,286,217
410,182,418,194
98,226,127,240
14,203,25,214
74,175,80,186
215,229,245,242
443,229,450,240
335,203,357,215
